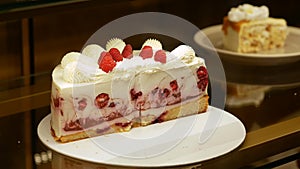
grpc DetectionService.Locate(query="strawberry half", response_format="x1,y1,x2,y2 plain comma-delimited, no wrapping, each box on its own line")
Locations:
109,48,123,62
122,44,133,59
139,46,153,59
98,52,116,73
154,50,167,63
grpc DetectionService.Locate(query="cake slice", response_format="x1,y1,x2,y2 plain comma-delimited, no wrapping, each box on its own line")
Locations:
50,38,209,142
222,4,288,53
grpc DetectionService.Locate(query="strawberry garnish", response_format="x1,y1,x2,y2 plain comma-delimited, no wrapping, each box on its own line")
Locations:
109,48,123,62
122,44,133,59
154,50,167,63
139,46,153,59
98,52,116,73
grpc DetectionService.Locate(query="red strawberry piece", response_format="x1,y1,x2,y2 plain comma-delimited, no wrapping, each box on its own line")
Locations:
197,79,208,91
98,52,116,73
95,93,110,109
154,50,167,63
53,97,60,108
122,44,133,59
196,66,208,80
109,48,123,62
130,88,142,100
53,96,64,108
196,66,208,91
170,80,178,91
108,102,116,107
139,46,153,59
163,88,170,97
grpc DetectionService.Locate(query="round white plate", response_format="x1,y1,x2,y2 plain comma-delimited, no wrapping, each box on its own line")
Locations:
195,25,300,65
38,106,246,168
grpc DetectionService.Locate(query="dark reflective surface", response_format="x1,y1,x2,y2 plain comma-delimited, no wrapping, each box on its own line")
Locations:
0,0,300,168
0,60,299,168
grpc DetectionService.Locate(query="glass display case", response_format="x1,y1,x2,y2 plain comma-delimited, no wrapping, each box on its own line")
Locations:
0,0,299,169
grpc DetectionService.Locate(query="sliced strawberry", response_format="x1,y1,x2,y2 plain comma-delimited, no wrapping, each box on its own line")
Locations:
196,66,208,80
95,93,110,109
122,44,133,59
98,52,116,73
170,80,178,91
139,46,153,59
154,50,167,63
109,48,123,62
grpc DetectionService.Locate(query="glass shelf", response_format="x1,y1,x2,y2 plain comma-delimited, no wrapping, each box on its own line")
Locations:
0,72,51,117
0,69,299,168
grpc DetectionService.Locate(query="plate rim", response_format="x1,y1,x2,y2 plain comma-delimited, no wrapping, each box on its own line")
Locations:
38,106,246,167
198,24,300,59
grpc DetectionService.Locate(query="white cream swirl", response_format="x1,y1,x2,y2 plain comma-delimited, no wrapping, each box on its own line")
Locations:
61,52,80,68
63,61,107,83
169,45,195,64
82,44,105,60
61,52,106,83
228,4,269,22
61,52,98,68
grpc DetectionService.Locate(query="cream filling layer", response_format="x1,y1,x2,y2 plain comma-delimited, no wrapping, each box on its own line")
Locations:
54,95,204,137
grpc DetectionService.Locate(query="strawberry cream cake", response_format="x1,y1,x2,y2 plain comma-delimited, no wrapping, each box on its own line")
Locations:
50,38,209,142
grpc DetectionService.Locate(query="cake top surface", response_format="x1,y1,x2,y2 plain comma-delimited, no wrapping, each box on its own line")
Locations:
55,38,205,84
227,4,269,22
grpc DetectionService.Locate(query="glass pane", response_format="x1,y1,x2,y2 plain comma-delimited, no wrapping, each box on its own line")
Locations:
0,20,22,82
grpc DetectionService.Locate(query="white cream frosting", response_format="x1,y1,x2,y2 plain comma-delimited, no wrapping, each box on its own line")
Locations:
82,44,105,60
169,45,195,63
228,4,269,22
56,39,204,84
61,52,98,67
61,52,106,83
61,52,80,68
62,62,106,83
114,55,160,71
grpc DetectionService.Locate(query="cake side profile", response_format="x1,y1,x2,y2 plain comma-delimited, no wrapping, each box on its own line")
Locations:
222,4,288,53
50,38,209,143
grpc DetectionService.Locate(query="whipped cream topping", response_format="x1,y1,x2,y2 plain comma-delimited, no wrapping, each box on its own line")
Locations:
82,44,105,60
228,4,269,22
114,55,160,71
61,52,98,68
61,52,106,83
63,61,106,83
169,45,195,63
58,39,203,83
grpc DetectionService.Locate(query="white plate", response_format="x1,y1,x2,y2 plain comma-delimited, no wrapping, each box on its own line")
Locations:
195,25,300,65
38,106,246,168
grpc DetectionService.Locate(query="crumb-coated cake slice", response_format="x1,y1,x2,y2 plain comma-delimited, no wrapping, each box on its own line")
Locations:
222,4,288,53
50,38,209,142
